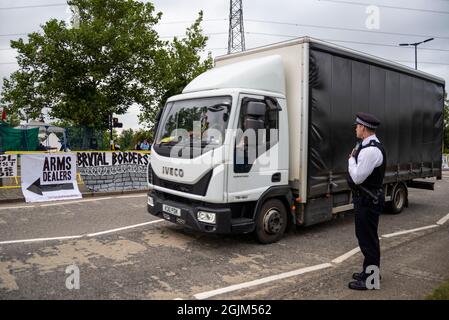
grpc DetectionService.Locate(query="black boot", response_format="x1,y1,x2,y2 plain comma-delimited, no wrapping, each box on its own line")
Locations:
352,272,365,281
352,272,382,282
348,280,368,290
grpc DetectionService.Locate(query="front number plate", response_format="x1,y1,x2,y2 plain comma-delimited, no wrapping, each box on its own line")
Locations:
162,204,181,217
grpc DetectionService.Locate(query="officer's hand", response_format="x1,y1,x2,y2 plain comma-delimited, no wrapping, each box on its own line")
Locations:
349,149,356,159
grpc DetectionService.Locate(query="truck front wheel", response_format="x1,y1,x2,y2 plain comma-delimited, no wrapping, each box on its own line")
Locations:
254,199,288,244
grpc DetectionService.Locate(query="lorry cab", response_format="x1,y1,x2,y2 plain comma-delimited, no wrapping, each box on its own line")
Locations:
148,55,293,243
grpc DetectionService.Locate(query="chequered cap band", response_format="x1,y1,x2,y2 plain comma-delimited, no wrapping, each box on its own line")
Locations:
355,117,377,129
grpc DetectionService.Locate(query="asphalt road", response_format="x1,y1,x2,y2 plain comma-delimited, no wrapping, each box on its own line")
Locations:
0,173,448,300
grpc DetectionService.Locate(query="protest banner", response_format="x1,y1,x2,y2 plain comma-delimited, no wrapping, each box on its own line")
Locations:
21,153,81,202
0,154,17,178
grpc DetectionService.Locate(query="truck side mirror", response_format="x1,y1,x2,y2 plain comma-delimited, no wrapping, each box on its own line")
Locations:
153,106,164,137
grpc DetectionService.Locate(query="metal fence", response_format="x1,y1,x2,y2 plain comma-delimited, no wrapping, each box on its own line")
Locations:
65,127,110,151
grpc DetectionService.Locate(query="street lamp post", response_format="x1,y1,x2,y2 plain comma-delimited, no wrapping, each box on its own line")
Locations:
399,38,434,70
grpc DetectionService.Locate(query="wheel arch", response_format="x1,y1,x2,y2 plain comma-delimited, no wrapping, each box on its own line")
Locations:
253,186,294,227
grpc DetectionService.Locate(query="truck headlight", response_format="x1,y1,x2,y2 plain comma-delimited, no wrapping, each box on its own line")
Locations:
148,196,154,206
197,211,216,224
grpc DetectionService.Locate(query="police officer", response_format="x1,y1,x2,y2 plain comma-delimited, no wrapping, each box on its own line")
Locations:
347,112,386,290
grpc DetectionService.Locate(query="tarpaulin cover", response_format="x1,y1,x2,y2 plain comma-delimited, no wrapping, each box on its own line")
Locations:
307,46,445,198
0,121,39,151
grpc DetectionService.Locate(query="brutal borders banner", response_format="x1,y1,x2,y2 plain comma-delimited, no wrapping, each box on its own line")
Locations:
76,151,149,176
21,153,81,202
76,151,150,192
76,151,150,168
0,154,17,178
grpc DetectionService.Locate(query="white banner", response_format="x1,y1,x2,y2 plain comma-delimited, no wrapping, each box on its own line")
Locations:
21,153,81,203
0,154,17,178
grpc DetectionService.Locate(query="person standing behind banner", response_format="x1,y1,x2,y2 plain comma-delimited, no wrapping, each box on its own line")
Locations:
140,139,150,151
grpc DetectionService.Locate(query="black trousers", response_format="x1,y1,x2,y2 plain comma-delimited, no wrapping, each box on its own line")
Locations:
353,193,384,273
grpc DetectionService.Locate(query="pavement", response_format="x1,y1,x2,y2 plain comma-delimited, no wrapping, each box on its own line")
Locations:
0,172,448,299
0,180,146,204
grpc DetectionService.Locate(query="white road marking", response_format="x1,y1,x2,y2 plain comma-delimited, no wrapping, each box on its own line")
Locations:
329,223,440,265
0,193,147,211
0,219,165,245
39,197,113,207
39,194,146,207
381,225,439,238
86,219,165,237
331,247,361,264
116,194,147,199
0,205,34,212
437,213,449,226
0,235,83,245
193,263,333,300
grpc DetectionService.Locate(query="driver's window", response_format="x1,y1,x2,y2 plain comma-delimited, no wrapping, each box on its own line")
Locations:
234,97,280,173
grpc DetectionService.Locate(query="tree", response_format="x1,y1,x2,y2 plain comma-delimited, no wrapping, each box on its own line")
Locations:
116,128,154,150
131,129,153,147
1,0,164,129
138,11,213,129
1,0,212,136
118,128,134,150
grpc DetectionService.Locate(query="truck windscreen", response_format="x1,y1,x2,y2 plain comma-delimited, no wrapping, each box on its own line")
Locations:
154,96,232,157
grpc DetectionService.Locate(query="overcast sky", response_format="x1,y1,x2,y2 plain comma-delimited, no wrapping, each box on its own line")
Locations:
1,0,448,131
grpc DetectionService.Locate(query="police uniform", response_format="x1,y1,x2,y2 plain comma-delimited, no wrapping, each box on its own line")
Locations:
347,112,386,290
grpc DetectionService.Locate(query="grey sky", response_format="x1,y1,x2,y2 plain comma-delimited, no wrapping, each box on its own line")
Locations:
1,0,448,131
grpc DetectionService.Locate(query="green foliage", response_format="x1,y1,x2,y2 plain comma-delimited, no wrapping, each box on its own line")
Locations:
114,128,152,150
426,278,449,300
51,119,117,150
138,10,213,130
118,128,135,150
131,129,153,148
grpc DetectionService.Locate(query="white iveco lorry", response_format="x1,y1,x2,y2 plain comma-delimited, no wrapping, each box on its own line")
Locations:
147,36,445,243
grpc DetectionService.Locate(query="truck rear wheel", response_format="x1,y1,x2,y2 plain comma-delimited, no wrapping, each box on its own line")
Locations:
387,183,407,214
254,199,287,244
